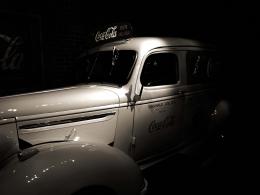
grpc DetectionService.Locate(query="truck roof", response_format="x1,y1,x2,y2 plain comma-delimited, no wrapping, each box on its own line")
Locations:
89,37,214,53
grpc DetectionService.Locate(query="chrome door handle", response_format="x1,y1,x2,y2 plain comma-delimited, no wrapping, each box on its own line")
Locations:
178,90,184,95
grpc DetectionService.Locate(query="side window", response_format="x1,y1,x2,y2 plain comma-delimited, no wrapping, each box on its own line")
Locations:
140,53,179,86
187,51,219,84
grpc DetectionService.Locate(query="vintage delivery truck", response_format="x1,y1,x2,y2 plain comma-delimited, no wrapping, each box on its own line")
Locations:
0,24,229,176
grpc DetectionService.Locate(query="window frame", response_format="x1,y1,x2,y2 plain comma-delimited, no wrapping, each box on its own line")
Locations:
140,51,181,88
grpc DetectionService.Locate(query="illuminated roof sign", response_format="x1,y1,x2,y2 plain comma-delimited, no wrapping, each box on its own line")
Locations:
94,23,133,43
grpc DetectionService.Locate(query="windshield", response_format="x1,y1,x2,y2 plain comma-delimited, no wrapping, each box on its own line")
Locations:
77,50,136,86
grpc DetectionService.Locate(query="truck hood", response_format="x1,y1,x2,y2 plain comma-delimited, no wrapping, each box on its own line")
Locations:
0,85,119,119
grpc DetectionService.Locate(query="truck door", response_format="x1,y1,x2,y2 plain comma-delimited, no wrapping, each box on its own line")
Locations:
133,51,185,161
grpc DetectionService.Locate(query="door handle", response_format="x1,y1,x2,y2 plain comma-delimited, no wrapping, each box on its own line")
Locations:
178,90,184,95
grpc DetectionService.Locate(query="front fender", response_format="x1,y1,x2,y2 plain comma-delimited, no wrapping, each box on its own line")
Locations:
0,142,145,195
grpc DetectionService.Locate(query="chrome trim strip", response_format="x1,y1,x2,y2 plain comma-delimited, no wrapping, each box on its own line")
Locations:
19,112,116,131
0,118,15,125
16,104,119,122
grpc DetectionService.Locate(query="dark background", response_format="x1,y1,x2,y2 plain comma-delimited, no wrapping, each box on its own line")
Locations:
1,0,258,193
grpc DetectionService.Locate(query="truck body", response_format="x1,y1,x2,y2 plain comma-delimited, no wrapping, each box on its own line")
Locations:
0,37,228,168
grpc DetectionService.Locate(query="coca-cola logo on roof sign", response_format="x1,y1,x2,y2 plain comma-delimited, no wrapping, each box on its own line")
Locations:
94,23,133,43
95,26,117,42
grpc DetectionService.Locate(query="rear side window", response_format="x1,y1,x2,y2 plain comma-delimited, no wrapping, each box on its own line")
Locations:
187,51,220,84
141,53,179,86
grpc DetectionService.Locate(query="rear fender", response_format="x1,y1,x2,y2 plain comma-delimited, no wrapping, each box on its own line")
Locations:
209,100,230,134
